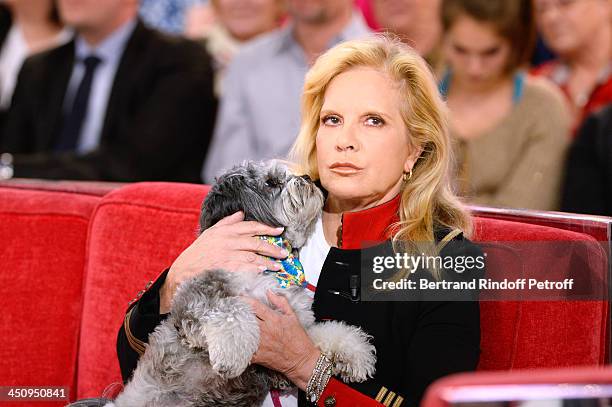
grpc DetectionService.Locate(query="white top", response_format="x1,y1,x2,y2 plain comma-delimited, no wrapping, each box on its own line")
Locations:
300,216,331,289
261,216,331,406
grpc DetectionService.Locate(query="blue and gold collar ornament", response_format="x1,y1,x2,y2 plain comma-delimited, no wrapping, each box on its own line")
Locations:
260,236,307,289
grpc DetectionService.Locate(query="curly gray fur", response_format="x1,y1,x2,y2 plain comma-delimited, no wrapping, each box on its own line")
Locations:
98,161,377,407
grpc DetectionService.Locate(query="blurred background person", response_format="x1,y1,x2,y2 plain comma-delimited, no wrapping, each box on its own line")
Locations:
440,0,571,211
0,0,69,140
562,104,612,215
370,0,444,71
532,0,612,129
139,0,201,34
202,0,370,183
185,0,285,95
0,0,217,183
183,0,216,38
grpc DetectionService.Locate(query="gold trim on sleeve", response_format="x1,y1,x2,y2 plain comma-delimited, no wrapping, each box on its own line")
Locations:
383,391,396,406
375,387,388,403
124,307,146,355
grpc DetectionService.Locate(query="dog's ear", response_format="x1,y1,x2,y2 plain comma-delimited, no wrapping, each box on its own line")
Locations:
199,177,243,233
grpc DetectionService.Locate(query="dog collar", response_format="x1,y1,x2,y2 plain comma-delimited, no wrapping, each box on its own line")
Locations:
260,236,307,289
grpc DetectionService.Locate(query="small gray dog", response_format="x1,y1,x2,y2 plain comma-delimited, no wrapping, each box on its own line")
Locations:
104,161,376,407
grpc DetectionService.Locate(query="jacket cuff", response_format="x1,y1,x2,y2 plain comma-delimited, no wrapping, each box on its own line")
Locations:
316,378,386,407
123,269,170,354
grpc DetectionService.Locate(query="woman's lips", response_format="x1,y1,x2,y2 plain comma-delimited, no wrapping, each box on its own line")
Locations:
329,162,362,175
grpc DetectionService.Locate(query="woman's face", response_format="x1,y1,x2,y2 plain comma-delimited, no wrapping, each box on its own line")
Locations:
316,67,421,208
444,15,512,89
534,0,611,58
214,0,281,42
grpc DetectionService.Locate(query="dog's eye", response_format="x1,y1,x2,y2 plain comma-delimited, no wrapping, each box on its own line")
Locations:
265,178,281,188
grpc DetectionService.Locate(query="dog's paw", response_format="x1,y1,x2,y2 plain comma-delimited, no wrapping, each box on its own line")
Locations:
308,321,376,383
208,331,256,379
208,329,258,379
206,301,260,380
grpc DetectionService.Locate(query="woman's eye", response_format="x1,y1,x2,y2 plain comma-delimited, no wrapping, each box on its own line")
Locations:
482,47,501,57
321,115,341,126
365,116,384,126
453,45,467,55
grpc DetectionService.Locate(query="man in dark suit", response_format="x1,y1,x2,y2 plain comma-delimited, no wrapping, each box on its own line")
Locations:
0,0,216,183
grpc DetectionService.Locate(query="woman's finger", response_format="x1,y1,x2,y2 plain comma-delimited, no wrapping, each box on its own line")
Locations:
222,261,261,273
235,237,288,259
247,255,282,271
241,296,273,321
256,257,282,271
266,290,294,316
212,211,244,227
234,221,284,237
222,255,281,273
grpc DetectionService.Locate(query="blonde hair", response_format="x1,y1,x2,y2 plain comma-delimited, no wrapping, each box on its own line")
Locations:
289,34,472,261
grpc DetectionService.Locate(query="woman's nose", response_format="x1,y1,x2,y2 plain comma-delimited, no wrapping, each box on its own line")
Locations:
467,57,484,76
335,125,359,151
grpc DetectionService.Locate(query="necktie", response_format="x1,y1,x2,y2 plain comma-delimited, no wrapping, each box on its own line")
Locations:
55,55,102,152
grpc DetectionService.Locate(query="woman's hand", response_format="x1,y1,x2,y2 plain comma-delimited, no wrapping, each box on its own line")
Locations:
242,291,321,391
159,211,288,314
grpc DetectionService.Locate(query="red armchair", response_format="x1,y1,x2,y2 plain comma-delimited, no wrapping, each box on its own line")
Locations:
0,181,609,406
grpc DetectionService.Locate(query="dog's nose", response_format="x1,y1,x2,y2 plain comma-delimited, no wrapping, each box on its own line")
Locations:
301,174,311,182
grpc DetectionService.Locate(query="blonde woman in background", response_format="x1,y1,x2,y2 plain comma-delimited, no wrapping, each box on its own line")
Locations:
440,0,571,210
118,35,482,407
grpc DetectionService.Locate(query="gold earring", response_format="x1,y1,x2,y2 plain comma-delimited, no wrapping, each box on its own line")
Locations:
402,169,413,183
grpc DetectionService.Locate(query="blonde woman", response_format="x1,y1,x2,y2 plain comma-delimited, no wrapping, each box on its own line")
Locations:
117,36,482,407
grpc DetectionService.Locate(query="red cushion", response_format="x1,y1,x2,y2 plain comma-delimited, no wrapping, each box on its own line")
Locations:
0,187,101,406
472,217,608,370
76,182,210,399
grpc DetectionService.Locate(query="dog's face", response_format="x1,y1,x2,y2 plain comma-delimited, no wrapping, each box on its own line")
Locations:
200,161,324,248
